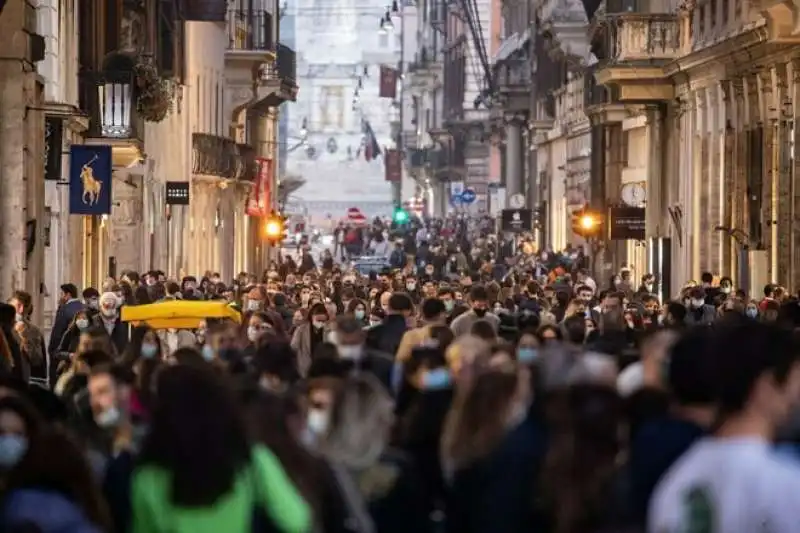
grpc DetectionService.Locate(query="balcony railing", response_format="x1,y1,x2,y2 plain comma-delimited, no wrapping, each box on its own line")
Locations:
192,133,257,180
604,14,679,64
276,43,296,82
227,9,275,51
79,70,144,141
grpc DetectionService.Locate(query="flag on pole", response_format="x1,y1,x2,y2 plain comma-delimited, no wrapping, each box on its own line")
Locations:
362,119,382,162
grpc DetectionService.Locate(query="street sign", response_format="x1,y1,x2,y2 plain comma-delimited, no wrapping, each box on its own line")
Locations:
609,206,645,240
500,209,532,233
166,182,190,205
508,193,525,209
460,188,476,204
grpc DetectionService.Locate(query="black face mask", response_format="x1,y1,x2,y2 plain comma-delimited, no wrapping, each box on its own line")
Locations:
474,308,488,318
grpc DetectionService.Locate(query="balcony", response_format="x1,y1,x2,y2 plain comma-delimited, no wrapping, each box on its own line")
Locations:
493,57,532,112
258,43,299,106
79,70,144,168
226,9,276,66
593,13,679,101
192,133,258,181
407,47,443,93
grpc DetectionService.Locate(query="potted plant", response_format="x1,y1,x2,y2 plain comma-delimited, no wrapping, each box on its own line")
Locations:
133,58,176,122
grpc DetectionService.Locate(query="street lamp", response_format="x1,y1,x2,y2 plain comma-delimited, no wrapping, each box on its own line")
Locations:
299,117,308,139
378,16,388,34
382,9,395,31
99,73,132,138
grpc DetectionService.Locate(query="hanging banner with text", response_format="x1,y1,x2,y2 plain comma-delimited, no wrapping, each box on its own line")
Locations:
69,145,112,215
384,149,402,182
44,117,63,181
379,65,398,99
246,157,273,217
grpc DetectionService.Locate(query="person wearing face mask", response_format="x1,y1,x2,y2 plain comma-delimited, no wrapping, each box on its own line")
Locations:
744,300,760,320
332,315,393,391
90,292,130,355
345,299,370,326
0,396,117,533
683,287,715,326
450,285,500,338
290,303,330,376
245,290,266,313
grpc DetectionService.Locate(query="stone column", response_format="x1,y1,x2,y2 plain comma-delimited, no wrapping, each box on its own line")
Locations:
692,90,705,276
721,81,734,277
707,85,722,274
504,119,524,204
792,59,800,290
109,173,144,275
732,78,747,282
758,68,775,280
0,0,45,309
645,106,664,238
773,63,792,287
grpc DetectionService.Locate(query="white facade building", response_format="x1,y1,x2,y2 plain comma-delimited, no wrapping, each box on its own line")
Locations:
287,0,401,224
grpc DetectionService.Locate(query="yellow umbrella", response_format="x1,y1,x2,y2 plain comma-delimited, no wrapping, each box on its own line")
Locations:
120,300,241,330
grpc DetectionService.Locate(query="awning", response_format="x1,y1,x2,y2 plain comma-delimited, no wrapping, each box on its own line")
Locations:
492,33,519,64
492,29,532,65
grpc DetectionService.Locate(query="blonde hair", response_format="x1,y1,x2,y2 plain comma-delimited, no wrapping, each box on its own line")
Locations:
318,373,394,469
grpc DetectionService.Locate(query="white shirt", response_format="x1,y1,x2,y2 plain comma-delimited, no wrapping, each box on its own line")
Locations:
648,437,800,533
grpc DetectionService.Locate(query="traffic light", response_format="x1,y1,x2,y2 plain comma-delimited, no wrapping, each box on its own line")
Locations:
263,211,285,244
571,207,603,238
393,206,409,224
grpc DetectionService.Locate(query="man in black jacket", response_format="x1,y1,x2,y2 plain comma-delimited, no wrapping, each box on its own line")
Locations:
366,292,413,358
48,283,84,384
334,315,394,392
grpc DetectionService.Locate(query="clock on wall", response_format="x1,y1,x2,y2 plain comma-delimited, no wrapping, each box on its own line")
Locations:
621,183,646,206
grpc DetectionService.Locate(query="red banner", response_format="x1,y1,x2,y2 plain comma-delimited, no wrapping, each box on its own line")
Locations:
384,149,401,182
246,157,272,217
379,65,398,99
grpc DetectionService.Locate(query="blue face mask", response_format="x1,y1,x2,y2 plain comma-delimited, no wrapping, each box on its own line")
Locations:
746,308,758,319
354,310,365,320
517,347,538,363
421,368,452,390
141,342,158,359
202,344,215,362
0,434,28,469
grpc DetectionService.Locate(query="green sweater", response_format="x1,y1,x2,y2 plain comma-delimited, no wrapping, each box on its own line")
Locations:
131,445,311,533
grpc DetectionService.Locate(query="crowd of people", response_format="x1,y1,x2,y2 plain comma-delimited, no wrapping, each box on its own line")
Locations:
1,215,800,533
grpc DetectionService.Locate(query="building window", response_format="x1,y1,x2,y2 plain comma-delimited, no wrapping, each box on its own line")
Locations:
721,0,728,23
697,7,704,36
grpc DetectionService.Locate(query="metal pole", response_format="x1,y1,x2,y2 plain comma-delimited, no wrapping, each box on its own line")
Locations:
392,3,405,206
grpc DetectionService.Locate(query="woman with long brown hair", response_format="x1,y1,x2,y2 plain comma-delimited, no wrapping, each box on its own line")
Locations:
441,366,544,533
536,384,628,533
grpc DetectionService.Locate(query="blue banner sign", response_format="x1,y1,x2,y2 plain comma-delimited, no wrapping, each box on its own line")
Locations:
69,145,112,215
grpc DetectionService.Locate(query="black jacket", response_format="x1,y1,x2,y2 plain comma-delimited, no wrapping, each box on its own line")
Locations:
366,315,408,359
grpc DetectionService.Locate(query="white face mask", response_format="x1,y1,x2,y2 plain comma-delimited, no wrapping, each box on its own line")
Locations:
247,300,262,312
307,408,329,436
690,298,705,308
337,344,363,361
95,406,121,428
721,286,731,294
101,307,117,318
406,282,416,291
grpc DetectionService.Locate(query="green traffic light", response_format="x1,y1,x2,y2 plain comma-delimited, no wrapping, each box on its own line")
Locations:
393,208,409,223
